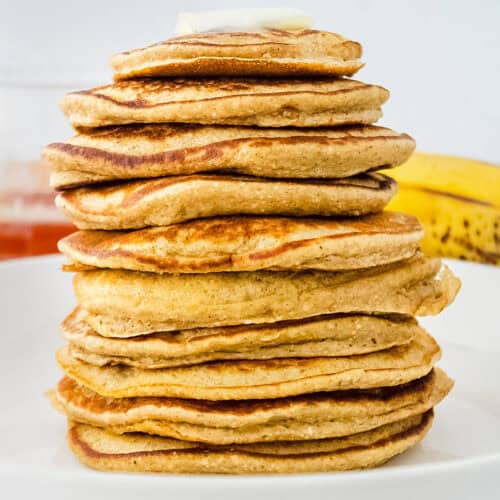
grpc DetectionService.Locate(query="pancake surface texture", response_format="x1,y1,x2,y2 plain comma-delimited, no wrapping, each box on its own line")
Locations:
55,174,397,228
56,329,441,399
45,124,416,189
59,212,422,273
67,412,433,473
73,256,461,334
110,30,364,80
52,370,452,444
59,78,388,129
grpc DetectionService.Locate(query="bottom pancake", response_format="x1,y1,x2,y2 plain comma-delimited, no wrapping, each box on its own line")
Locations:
67,411,433,474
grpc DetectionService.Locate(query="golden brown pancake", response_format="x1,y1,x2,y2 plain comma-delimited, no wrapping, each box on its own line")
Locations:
59,78,388,129
110,30,363,80
58,212,422,274
53,371,441,430
50,369,452,444
67,412,433,473
54,174,397,228
62,308,419,366
45,124,415,189
56,329,441,399
72,255,461,335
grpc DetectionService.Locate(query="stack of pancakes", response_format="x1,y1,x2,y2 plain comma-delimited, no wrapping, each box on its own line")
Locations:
45,29,460,474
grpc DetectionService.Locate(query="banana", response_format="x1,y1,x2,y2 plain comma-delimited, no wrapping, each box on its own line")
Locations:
383,153,500,265
383,152,500,205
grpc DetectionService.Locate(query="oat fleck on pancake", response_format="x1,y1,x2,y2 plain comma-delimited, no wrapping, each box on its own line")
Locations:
110,29,364,80
45,123,415,190
58,78,388,129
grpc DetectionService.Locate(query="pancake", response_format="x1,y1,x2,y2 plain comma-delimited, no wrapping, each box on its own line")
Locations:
56,329,440,400
67,412,433,473
51,369,452,444
52,370,442,429
110,30,363,80
63,309,419,367
54,174,398,229
73,256,461,335
59,212,422,274
45,124,415,190
58,78,389,129
65,335,411,368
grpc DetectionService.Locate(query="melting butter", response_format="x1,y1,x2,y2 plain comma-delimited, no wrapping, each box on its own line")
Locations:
175,8,313,35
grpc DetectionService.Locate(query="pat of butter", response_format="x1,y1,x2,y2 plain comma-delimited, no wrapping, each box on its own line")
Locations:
175,8,313,35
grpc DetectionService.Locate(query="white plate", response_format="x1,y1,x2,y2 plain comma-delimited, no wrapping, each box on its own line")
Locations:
0,255,499,500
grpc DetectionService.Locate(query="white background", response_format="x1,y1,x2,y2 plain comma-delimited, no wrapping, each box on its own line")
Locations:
1,0,499,163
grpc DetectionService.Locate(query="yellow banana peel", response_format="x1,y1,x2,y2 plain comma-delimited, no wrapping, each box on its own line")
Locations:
383,152,500,265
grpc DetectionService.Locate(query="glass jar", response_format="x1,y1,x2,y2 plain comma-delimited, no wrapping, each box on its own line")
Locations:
0,83,76,259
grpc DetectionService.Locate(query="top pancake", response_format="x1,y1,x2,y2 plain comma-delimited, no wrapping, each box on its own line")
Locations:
59,78,388,129
110,30,363,80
